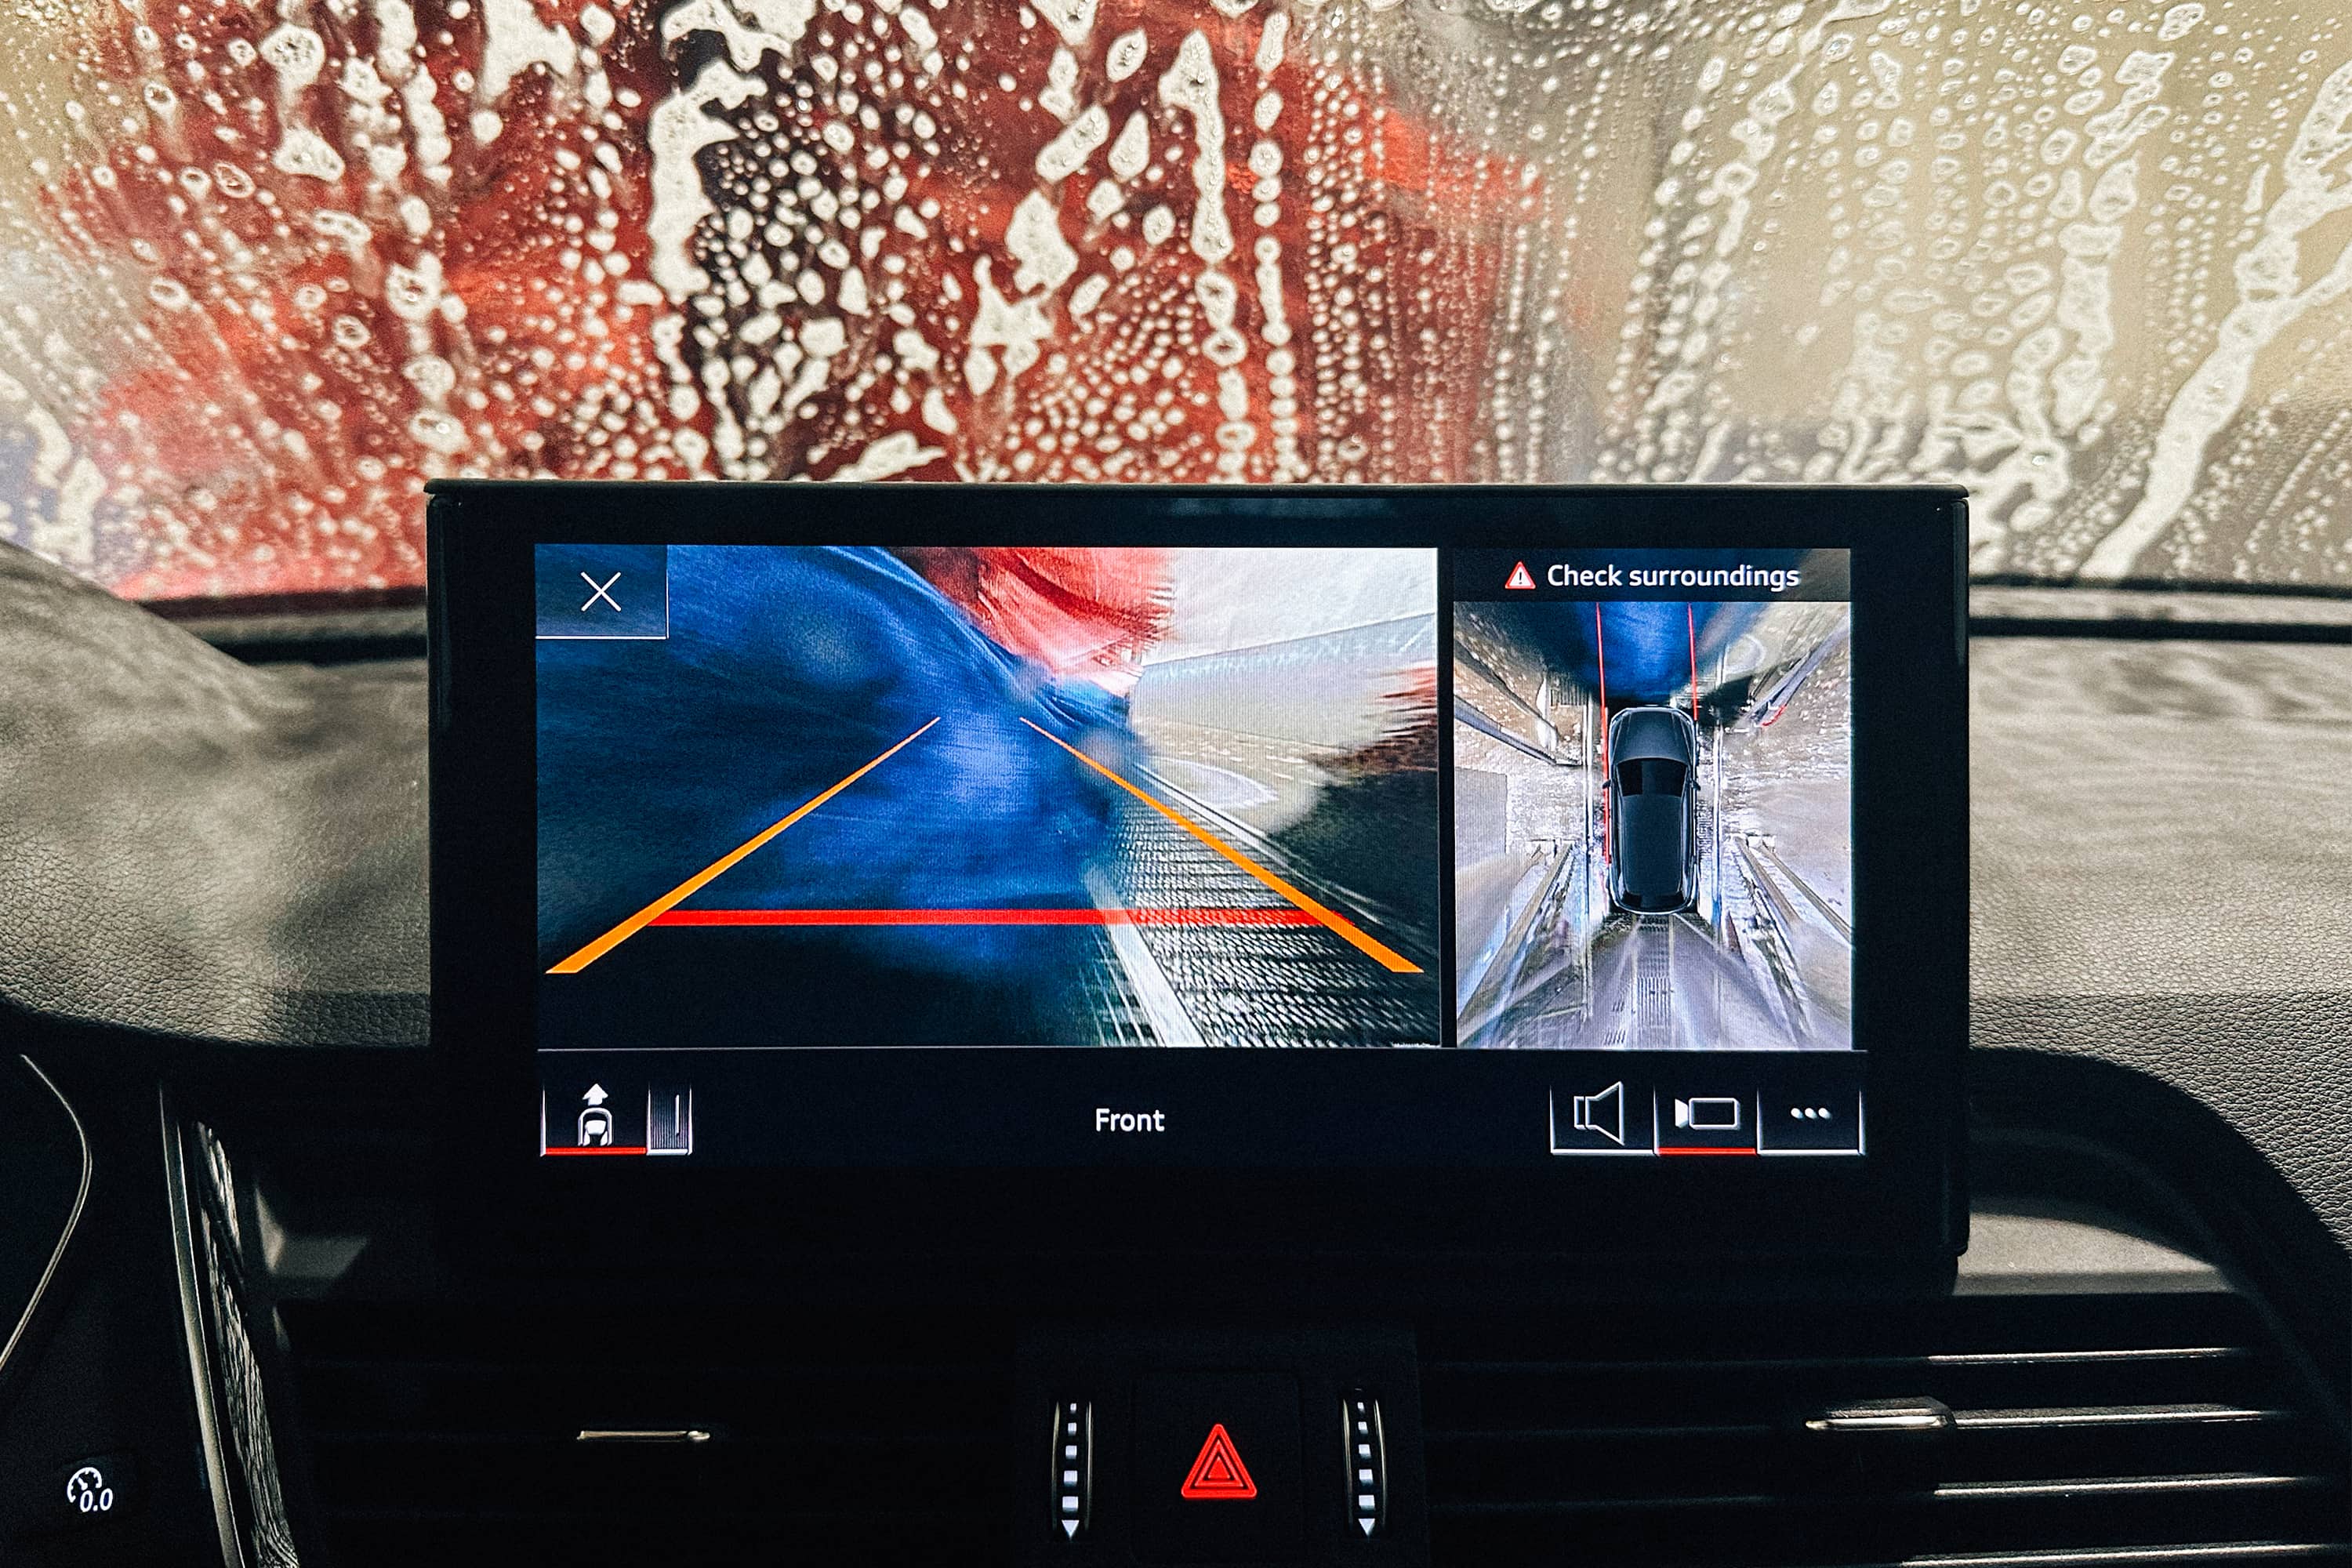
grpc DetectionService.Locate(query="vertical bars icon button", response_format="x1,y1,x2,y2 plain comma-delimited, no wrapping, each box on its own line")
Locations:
647,1085,693,1155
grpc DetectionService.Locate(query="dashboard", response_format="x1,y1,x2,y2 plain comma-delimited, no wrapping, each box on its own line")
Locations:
0,490,2342,1568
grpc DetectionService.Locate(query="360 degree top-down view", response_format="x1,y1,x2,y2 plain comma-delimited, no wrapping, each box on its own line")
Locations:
1454,582,1853,1051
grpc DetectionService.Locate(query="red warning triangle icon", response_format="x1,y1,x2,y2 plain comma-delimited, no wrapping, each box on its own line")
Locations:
1505,561,1536,590
1179,1423,1258,1500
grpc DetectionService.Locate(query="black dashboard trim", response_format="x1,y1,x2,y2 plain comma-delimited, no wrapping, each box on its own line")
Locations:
0,1056,89,1392
161,1093,243,1568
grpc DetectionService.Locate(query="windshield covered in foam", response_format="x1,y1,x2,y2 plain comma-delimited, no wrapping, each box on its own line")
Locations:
0,0,2345,600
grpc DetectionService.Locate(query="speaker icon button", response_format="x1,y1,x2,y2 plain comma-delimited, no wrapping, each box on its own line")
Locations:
1576,1082,1627,1144
1548,1081,1657,1156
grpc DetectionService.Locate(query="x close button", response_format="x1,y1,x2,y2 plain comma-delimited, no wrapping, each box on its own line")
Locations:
534,543,670,640
1134,1373,1303,1562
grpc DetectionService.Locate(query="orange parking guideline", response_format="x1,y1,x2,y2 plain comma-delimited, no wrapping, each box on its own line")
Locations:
1020,717,1423,975
546,716,942,975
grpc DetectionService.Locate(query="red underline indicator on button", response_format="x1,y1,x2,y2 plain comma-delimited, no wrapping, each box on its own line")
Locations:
542,1145,650,1156
649,908,1321,927
1657,1146,1759,1156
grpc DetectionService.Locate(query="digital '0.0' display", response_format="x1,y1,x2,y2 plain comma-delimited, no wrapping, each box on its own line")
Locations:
534,544,1853,1069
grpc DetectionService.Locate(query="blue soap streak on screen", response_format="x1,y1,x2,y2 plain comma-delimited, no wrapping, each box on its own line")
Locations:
534,545,1123,975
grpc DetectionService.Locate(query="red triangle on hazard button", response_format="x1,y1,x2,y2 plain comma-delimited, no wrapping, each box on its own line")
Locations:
1179,1423,1258,1500
1505,561,1536,590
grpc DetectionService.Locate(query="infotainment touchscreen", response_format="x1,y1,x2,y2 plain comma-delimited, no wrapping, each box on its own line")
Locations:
430,483,1965,1238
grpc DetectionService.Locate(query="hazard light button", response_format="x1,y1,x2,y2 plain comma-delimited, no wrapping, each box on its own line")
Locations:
1134,1373,1302,1563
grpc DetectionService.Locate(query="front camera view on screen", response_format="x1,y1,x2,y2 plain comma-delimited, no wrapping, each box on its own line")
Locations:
1452,550,1852,1053
538,545,1445,1051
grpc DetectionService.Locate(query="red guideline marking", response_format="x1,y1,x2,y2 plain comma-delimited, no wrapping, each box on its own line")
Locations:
546,716,943,974
1020,718,1422,975
1181,1425,1258,1501
652,908,1319,927
1595,601,1610,859
543,1145,649,1156
1658,1146,1759,1157
1689,602,1700,727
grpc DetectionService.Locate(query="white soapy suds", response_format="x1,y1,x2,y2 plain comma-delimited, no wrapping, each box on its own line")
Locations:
968,258,1054,390
480,0,577,100
1032,0,1098,49
1041,48,1079,122
260,24,326,96
384,254,446,323
1157,31,1232,266
30,456,102,573
647,58,764,299
1037,106,1110,183
24,398,71,490
897,5,937,58
403,354,456,399
1006,191,1079,294
408,407,468,456
2085,50,2174,169
891,328,939,372
2082,58,2352,577
827,430,943,480
1106,29,1146,82
375,0,454,187
801,317,846,358
342,57,393,110
658,0,815,72
2048,160,2134,437
2158,3,2205,42
313,210,373,249
272,127,347,183
1108,112,1149,182
14,0,2352,580
1254,12,1286,73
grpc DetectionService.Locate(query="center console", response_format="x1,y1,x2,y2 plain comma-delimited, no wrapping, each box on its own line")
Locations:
427,481,1970,1563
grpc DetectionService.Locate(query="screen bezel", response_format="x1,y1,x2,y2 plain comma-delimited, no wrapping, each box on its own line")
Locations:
430,483,1966,1266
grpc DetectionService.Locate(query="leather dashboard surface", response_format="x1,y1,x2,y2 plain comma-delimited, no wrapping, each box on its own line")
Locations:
1969,634,2352,1254
2,541,2345,1252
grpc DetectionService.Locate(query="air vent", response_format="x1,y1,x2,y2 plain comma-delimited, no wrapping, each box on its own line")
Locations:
1421,1293,2349,1568
278,1304,1014,1565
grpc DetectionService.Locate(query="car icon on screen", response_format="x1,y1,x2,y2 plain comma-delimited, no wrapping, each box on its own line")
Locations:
1606,706,1700,914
